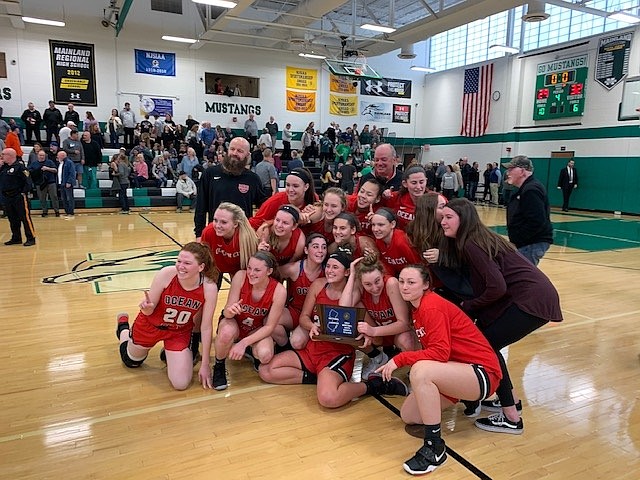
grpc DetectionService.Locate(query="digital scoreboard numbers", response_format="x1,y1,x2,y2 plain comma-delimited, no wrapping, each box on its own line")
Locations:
534,54,588,121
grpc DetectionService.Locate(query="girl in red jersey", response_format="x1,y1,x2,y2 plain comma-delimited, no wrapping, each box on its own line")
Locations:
200,202,259,286
257,205,306,265
376,264,502,476
249,168,317,230
115,242,219,390
340,255,417,380
382,165,428,230
345,177,383,235
302,187,346,244
259,252,409,408
328,212,378,259
278,233,328,350
212,251,287,390
370,207,421,277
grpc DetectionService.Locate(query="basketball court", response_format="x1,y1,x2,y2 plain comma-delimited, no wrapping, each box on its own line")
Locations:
1,206,639,479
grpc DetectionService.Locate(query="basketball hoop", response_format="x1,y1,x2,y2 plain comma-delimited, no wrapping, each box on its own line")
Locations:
352,53,368,76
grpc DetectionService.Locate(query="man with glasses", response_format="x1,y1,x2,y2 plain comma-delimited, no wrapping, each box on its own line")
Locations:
501,155,553,266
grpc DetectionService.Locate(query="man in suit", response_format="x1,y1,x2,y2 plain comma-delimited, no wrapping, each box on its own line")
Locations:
557,159,578,212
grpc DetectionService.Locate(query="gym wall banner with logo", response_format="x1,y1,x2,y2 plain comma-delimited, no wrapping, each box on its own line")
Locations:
135,49,176,77
49,40,97,106
360,77,412,98
286,90,316,113
330,94,358,116
286,66,317,90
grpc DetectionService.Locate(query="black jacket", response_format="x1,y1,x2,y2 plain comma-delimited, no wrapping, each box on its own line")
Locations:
506,175,553,248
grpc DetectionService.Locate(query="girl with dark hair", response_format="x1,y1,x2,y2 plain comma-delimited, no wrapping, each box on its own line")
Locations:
328,212,378,259
340,254,416,380
377,263,501,475
249,167,318,230
370,207,421,277
212,251,287,390
259,252,409,408
115,242,219,390
278,233,328,350
345,177,383,234
382,165,428,229
406,192,448,257
437,198,562,433
258,205,306,265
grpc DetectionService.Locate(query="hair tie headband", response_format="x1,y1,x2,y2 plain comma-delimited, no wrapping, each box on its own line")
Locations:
278,204,300,223
288,168,311,185
328,252,352,269
374,207,396,223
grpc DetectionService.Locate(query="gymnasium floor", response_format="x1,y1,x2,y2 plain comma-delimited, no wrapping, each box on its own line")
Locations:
1,206,639,479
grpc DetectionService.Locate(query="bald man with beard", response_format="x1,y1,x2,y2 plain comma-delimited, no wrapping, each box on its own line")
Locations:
194,136,267,239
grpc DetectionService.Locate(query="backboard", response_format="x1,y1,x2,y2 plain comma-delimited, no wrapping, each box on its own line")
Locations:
325,58,382,80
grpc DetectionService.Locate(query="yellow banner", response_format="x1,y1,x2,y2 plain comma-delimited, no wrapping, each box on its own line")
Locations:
286,66,317,90
286,90,316,112
330,74,357,94
329,94,358,116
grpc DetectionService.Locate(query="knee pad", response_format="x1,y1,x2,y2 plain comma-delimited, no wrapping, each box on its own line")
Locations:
119,342,147,368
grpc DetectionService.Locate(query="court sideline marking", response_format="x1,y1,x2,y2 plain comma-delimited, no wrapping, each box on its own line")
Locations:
374,395,493,480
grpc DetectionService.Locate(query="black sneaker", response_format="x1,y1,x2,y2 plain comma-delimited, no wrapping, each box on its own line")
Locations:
474,412,523,435
23,239,36,247
481,398,523,413
4,239,22,245
403,440,447,475
367,373,409,396
212,362,228,390
115,313,130,339
462,400,481,417
55,212,60,217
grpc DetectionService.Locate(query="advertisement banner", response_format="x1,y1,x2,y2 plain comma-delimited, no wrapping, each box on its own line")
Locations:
392,104,411,123
330,74,357,94
139,97,174,117
330,94,358,116
286,90,316,112
360,101,392,122
360,77,412,98
286,66,317,90
135,49,176,77
49,40,97,106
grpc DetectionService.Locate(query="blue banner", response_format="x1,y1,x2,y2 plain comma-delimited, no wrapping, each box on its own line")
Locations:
135,49,175,77
139,96,173,117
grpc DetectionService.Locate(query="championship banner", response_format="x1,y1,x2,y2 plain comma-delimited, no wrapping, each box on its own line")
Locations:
286,66,317,90
595,32,632,90
49,40,97,106
360,77,412,98
139,97,174,117
392,104,411,123
330,74,357,94
286,90,316,113
135,49,176,77
360,101,392,122
330,94,358,116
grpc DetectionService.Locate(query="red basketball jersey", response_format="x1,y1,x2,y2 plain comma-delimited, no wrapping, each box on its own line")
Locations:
235,276,279,338
272,228,302,265
375,229,421,277
287,260,324,313
383,191,416,230
200,224,241,275
361,277,397,327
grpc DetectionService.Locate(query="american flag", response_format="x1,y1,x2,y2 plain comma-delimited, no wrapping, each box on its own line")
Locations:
460,63,494,137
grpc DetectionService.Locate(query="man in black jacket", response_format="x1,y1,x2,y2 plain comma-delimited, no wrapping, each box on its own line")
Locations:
502,155,553,266
557,159,578,212
194,137,266,238
20,102,42,145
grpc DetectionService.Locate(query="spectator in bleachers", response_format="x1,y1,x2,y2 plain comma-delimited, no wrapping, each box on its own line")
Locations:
81,131,102,189
20,102,42,145
132,153,149,188
106,109,123,148
175,170,197,213
5,126,23,159
28,142,43,167
29,149,60,217
83,111,98,132
179,147,200,179
258,128,272,149
152,155,168,187
254,148,278,201
43,101,63,145
287,149,303,171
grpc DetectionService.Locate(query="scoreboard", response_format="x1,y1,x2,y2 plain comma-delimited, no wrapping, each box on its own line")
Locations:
534,54,588,120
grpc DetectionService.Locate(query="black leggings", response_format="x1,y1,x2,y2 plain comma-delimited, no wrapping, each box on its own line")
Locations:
479,304,548,408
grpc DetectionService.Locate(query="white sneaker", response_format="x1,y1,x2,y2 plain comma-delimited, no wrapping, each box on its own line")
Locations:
361,351,389,380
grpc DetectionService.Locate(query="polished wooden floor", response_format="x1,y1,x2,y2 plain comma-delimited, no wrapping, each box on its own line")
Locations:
1,206,639,479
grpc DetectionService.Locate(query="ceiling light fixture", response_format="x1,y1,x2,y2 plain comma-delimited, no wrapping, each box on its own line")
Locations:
360,23,396,34
192,0,238,8
162,35,198,44
298,52,326,59
608,11,640,24
410,66,435,73
489,44,520,55
22,16,66,27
